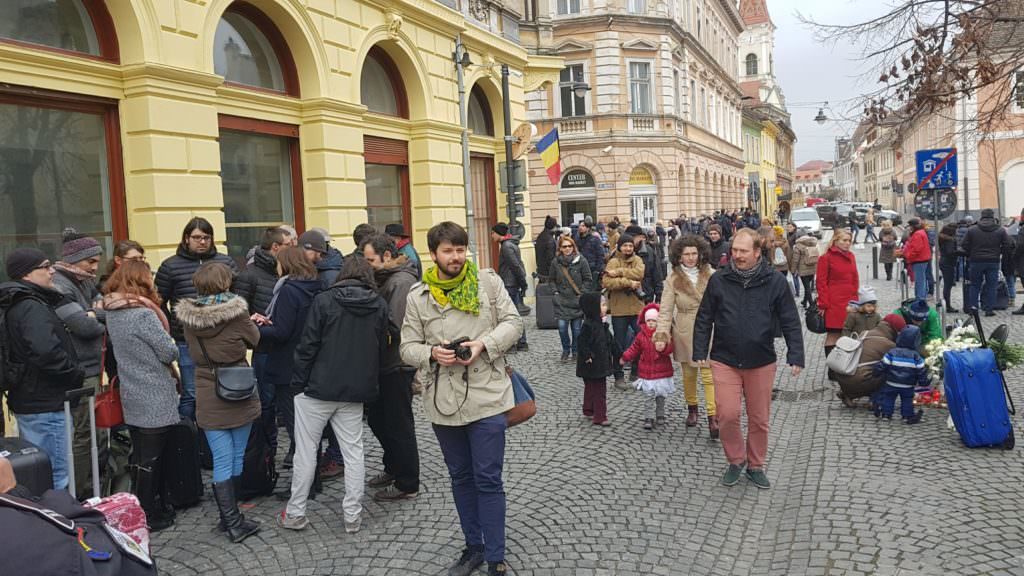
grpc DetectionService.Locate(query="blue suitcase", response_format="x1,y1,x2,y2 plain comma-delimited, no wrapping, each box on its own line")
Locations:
943,348,1015,449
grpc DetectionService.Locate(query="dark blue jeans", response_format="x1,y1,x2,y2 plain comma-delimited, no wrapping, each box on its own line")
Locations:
557,318,582,354
433,413,507,563
611,315,639,379
969,261,1000,312
253,352,278,449
507,287,527,345
176,341,196,420
877,384,915,419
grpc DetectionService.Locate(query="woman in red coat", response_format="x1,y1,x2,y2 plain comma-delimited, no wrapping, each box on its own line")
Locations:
816,229,859,362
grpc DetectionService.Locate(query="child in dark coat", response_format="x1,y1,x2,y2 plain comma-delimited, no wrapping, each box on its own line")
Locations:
842,286,882,337
576,292,619,426
873,325,928,423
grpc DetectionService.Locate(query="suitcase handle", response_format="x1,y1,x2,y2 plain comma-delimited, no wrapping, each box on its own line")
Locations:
970,309,1016,416
65,386,96,402
63,386,101,500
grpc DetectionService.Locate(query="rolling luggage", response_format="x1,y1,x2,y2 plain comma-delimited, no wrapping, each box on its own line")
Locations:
0,437,53,495
943,311,1016,449
163,418,204,508
535,283,557,329
237,418,277,501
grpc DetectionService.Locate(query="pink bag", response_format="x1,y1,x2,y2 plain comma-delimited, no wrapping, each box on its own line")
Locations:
85,492,151,553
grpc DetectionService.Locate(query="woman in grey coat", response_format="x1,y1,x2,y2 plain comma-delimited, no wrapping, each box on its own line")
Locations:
102,260,180,531
550,236,593,362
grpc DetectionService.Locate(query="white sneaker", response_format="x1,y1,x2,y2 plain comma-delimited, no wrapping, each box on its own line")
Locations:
345,514,362,533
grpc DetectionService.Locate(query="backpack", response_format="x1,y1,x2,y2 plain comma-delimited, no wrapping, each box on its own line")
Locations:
773,246,788,266
825,333,866,375
0,300,29,395
803,243,820,265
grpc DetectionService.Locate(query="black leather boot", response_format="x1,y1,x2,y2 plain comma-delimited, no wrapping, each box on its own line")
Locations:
212,480,260,543
133,460,174,532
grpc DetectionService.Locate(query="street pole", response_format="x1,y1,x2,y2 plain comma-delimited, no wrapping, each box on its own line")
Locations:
933,187,945,330
454,35,477,263
501,64,516,227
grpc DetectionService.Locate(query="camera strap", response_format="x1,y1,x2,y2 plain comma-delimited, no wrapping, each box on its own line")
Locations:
432,363,469,417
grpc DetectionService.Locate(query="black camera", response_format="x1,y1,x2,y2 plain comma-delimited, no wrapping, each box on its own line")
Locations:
444,337,473,361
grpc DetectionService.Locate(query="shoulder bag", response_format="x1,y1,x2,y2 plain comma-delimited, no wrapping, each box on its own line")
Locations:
804,302,828,334
94,334,124,428
483,272,536,427
557,262,582,296
194,337,256,402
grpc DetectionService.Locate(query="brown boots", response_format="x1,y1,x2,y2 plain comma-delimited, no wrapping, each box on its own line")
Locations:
686,405,699,427
708,416,719,439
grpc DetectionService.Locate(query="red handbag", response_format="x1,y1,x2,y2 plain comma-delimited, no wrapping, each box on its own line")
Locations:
95,335,124,428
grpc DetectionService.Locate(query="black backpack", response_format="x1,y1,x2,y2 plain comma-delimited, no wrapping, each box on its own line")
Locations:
0,301,27,395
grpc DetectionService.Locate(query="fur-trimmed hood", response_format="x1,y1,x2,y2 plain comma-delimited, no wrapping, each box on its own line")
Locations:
174,295,250,338
669,264,712,302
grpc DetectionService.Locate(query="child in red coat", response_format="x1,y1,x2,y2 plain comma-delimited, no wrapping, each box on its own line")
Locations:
621,303,675,429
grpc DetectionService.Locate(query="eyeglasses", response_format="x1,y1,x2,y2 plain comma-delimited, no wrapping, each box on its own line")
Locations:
189,235,212,243
33,261,53,270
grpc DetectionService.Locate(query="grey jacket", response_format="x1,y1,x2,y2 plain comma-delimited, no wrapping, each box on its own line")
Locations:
498,239,527,289
105,306,180,429
52,270,105,378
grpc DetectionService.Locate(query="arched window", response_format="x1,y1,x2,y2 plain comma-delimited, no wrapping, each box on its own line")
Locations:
214,3,299,96
0,0,117,61
468,85,494,136
361,47,408,118
745,53,758,76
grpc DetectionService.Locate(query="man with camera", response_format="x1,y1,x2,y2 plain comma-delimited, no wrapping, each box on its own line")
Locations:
400,222,524,576
602,233,646,390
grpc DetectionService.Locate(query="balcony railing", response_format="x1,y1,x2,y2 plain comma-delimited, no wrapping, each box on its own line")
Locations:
558,117,588,134
629,116,656,131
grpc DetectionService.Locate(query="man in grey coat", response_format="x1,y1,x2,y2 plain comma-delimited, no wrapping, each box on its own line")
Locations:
52,229,107,496
492,222,528,351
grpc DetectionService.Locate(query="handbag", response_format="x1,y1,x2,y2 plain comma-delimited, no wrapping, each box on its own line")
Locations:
825,333,864,376
194,337,256,402
95,335,124,428
505,366,536,427
805,302,828,334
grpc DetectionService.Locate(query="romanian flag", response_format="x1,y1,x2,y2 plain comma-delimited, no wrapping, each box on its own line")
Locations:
537,128,561,185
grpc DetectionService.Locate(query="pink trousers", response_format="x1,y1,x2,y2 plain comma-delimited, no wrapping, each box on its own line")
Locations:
710,361,776,469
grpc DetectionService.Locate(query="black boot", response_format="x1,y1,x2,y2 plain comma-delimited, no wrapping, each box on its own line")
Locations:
133,460,174,532
213,477,246,533
1013,304,1024,315
212,480,260,543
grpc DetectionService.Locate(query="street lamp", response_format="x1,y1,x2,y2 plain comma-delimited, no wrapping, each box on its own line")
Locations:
572,82,591,99
814,107,828,125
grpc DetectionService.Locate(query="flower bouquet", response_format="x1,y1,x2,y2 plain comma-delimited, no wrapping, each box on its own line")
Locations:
922,326,982,381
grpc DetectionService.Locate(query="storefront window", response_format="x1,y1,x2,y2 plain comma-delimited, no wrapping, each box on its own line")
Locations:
219,127,297,265
0,0,99,55
0,100,119,277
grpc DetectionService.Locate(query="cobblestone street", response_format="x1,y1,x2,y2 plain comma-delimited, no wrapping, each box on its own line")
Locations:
153,244,1024,576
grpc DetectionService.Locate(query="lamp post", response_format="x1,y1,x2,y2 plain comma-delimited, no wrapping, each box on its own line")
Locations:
453,35,478,262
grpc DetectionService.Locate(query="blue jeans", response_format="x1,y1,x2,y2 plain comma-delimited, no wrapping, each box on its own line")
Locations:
877,384,916,419
205,424,252,483
557,318,582,354
433,413,507,563
177,342,196,420
969,261,1000,312
1007,272,1017,300
507,287,527,345
911,262,930,301
16,411,68,490
792,271,801,297
253,352,277,449
611,315,639,379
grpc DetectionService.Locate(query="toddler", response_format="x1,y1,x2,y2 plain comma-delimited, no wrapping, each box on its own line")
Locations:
576,292,619,426
872,325,927,423
843,286,882,337
621,303,674,429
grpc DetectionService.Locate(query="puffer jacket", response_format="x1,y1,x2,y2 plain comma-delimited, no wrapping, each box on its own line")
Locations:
534,227,557,280
497,238,527,289
0,281,84,414
842,311,882,337
176,295,260,430
962,215,1012,263
693,259,804,369
792,235,821,277
602,253,645,317
291,280,389,404
232,247,278,316
400,268,523,426
550,253,592,320
374,254,419,374
621,303,674,379
576,292,619,379
900,228,932,265
317,247,344,288
836,321,897,399
654,264,712,367
708,238,731,269
577,231,606,280
873,326,930,388
155,245,238,342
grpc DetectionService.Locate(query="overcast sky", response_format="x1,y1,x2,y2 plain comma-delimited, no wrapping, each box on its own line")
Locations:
771,0,891,167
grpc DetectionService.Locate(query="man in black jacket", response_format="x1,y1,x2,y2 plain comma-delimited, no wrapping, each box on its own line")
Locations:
234,227,286,316
693,229,803,490
1,248,85,491
534,215,558,283
492,223,529,351
360,234,421,501
625,225,663,302
962,208,1014,316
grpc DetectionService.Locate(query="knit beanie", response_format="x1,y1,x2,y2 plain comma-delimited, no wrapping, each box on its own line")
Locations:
883,313,906,333
492,223,509,237
617,234,635,249
6,247,48,280
625,225,644,237
61,228,102,264
644,308,659,322
544,215,558,230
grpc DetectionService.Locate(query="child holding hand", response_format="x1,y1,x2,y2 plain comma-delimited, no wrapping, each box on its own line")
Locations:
622,303,675,430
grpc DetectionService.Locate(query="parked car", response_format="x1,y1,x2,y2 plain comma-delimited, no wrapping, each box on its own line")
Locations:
790,208,823,238
815,204,841,229
851,207,869,228
877,209,902,226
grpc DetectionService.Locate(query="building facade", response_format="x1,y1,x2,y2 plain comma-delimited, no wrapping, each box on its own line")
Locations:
521,0,747,230
794,160,834,199
0,0,562,273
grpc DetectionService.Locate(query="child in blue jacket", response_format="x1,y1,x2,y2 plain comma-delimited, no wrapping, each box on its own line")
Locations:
873,325,928,423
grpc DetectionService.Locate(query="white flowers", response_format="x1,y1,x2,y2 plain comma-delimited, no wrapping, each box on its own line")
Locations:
923,327,982,380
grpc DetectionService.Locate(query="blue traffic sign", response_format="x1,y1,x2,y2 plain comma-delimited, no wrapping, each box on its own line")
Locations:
915,148,958,190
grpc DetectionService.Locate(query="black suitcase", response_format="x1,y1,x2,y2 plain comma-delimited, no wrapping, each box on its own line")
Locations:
535,283,557,329
237,419,277,501
0,437,52,495
164,418,204,508
994,279,1010,310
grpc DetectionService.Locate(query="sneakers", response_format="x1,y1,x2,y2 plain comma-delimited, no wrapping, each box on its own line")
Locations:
643,418,654,430
488,561,509,575
373,485,418,502
319,460,345,479
613,377,629,391
367,472,395,488
448,546,485,576
745,468,771,489
721,463,744,486
277,510,309,530
904,410,924,424
344,514,362,534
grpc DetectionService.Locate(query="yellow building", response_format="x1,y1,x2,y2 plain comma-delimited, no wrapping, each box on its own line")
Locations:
0,0,561,271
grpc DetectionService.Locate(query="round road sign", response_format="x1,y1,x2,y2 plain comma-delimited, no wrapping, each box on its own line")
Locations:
914,188,957,220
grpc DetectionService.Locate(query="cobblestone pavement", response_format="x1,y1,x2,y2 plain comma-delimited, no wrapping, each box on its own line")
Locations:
153,243,1024,576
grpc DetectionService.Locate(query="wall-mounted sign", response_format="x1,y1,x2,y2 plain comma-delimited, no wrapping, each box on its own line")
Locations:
561,170,595,189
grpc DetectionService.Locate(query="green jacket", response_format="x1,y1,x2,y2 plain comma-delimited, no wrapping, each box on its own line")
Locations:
890,306,942,345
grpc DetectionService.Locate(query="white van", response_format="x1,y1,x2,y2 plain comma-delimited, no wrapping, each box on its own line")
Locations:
791,208,823,238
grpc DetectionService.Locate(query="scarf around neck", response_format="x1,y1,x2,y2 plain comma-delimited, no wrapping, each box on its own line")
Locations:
54,261,96,282
194,292,236,307
730,259,764,288
423,260,479,315
264,275,289,319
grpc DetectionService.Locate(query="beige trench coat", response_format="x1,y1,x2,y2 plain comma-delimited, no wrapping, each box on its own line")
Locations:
400,269,524,426
653,265,713,367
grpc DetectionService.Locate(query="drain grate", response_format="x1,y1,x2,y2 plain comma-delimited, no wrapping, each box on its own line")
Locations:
773,388,830,402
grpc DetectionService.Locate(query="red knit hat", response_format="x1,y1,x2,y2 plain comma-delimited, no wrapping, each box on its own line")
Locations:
883,313,907,333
